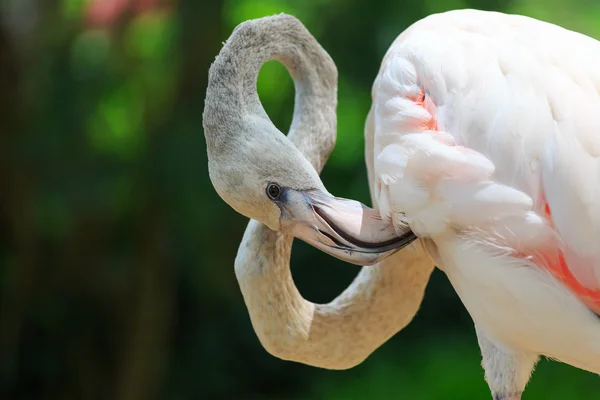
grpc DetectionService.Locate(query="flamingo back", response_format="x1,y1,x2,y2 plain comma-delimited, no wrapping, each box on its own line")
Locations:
370,9,600,314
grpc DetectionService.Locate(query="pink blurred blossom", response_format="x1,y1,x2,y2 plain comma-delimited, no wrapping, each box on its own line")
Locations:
86,0,163,28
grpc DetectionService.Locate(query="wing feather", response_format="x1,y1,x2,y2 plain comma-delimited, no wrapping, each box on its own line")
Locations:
374,9,600,302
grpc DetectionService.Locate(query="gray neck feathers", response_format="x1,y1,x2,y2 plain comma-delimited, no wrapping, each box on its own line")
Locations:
203,14,338,173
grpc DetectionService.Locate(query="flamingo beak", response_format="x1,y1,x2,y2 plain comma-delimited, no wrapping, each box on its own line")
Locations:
277,188,416,266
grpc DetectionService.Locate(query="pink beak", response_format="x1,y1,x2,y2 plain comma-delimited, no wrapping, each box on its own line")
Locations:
278,189,416,266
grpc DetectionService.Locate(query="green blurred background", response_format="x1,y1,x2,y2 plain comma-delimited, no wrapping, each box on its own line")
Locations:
1,0,599,399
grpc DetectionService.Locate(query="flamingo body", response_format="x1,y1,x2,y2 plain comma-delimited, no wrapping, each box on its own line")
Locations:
205,11,600,399
369,9,600,397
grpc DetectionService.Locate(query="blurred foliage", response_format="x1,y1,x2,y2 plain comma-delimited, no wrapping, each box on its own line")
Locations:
1,0,599,399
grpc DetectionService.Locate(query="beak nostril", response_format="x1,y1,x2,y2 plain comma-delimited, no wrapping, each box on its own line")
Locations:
314,203,414,249
317,229,348,249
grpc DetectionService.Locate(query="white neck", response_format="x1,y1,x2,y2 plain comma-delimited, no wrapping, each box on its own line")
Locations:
235,220,434,369
208,14,435,369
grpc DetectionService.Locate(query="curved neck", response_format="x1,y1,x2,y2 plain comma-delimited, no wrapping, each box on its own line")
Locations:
214,14,436,369
235,220,434,369
203,14,337,172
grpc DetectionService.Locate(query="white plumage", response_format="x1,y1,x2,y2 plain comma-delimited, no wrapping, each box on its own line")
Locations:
367,9,600,398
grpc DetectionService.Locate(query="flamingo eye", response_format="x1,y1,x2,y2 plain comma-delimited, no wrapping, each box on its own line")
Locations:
266,183,281,200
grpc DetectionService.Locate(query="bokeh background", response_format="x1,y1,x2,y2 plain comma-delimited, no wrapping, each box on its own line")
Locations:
1,0,600,399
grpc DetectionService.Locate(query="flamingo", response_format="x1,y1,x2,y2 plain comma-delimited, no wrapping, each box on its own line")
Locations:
203,10,600,399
